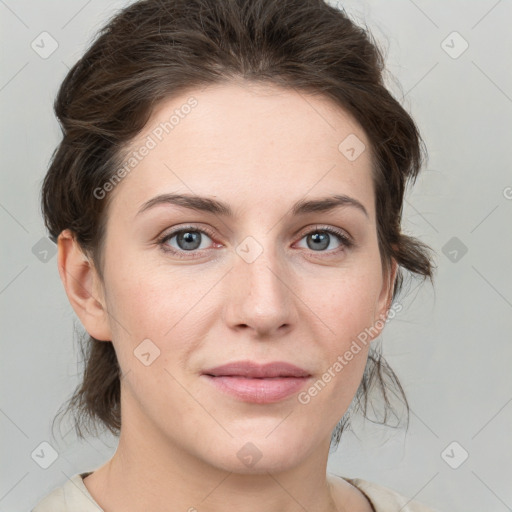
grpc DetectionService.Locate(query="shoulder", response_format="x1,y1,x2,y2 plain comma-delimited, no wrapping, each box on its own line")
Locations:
32,484,66,512
334,474,441,512
32,472,102,512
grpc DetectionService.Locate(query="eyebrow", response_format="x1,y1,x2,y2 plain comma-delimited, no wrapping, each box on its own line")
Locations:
136,193,369,219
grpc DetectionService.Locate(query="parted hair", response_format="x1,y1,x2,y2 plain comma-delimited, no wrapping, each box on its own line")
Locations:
41,0,435,447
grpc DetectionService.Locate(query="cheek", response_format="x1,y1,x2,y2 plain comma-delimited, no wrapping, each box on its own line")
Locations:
102,253,215,362
304,266,382,397
309,268,382,341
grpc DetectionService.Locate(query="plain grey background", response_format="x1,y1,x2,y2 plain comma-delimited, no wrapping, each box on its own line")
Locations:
1,1,511,511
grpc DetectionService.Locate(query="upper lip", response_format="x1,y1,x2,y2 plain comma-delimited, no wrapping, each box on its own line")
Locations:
202,360,311,378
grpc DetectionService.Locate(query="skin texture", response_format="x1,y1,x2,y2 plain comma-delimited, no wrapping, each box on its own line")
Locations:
58,81,396,512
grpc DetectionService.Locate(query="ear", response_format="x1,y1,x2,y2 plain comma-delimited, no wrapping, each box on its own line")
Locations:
57,229,112,341
370,257,399,341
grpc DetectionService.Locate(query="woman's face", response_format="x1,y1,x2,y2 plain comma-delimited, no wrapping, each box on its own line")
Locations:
83,81,395,473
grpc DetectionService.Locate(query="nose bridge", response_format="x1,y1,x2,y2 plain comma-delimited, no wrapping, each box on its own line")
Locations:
226,231,296,334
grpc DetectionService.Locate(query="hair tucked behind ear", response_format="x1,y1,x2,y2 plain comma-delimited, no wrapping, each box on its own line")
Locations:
42,0,436,447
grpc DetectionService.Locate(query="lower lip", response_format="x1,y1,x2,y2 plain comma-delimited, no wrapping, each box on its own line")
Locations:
202,375,311,403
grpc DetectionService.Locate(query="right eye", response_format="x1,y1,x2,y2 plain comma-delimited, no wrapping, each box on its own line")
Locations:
158,225,219,259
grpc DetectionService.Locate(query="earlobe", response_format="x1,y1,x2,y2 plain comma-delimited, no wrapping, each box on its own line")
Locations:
57,229,112,341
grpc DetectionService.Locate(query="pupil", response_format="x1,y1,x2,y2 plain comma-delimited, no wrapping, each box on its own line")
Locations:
178,231,201,250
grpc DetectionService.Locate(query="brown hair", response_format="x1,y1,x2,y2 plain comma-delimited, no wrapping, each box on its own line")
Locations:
42,0,435,448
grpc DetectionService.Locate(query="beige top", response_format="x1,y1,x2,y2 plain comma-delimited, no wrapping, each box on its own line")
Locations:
32,471,440,512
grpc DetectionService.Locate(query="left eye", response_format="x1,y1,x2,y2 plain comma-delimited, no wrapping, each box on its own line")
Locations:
295,228,350,252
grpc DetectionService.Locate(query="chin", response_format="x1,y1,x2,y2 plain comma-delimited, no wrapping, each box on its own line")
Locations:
202,430,318,475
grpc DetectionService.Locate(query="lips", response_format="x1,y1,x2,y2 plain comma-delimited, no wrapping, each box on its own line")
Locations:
201,360,312,403
202,360,311,379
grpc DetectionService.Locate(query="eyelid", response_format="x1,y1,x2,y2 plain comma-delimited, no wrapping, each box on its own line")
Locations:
295,224,353,245
157,224,218,257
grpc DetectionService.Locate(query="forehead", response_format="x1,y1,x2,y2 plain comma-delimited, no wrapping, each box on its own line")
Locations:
108,81,375,222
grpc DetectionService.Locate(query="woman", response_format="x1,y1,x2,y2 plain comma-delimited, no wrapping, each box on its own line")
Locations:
33,0,439,510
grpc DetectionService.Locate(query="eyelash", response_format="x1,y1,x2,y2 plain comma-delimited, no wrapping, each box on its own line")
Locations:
157,224,354,259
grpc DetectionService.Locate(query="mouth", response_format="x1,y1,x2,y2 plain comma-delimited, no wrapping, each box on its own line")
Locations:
202,360,311,378
201,360,312,403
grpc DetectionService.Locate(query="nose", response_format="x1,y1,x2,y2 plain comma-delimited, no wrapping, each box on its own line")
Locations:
224,240,298,338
